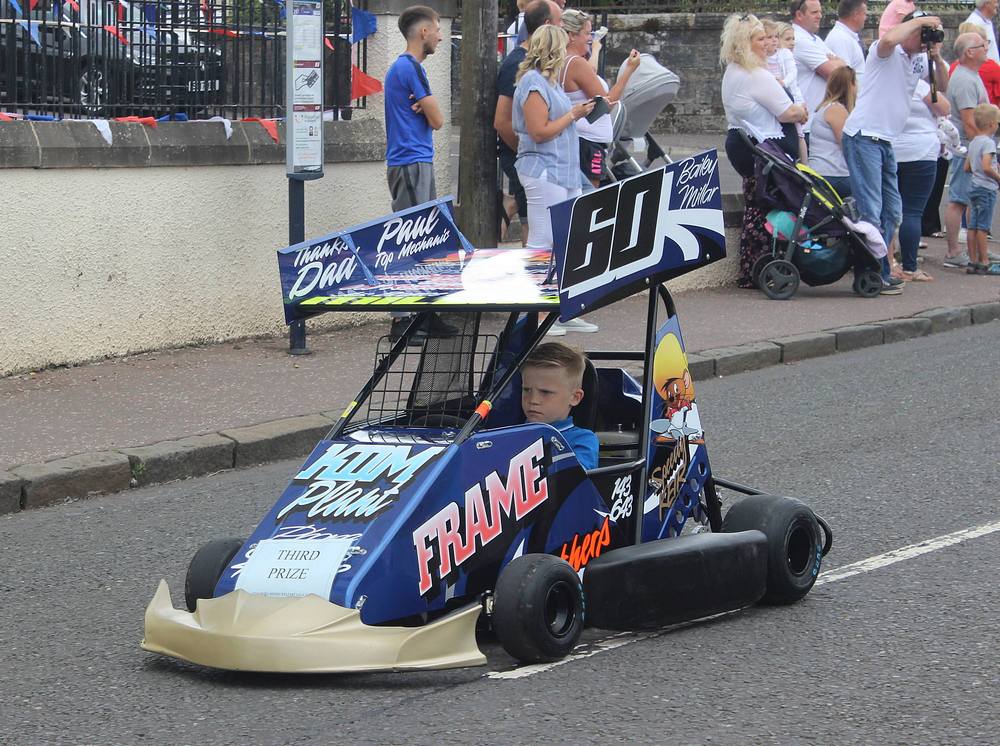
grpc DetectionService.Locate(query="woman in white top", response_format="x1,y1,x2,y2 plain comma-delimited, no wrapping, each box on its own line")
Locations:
560,9,641,186
810,66,856,199
720,14,809,287
893,79,950,281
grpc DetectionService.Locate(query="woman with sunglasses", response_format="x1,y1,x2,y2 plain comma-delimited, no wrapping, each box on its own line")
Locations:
720,13,809,287
560,8,641,187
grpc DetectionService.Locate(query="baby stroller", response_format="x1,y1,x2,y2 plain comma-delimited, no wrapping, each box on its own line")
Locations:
745,135,884,300
608,53,680,181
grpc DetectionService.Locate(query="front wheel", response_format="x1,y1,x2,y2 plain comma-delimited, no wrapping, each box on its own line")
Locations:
491,554,584,663
184,538,244,612
722,495,822,604
760,259,800,300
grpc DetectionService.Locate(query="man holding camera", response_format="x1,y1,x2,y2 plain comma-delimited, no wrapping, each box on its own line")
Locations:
841,12,949,294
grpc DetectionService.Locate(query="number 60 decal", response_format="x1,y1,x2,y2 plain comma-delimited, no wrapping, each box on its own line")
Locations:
561,170,677,299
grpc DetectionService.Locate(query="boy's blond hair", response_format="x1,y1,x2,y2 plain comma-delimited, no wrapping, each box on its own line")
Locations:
523,342,586,388
761,18,778,34
973,103,1000,131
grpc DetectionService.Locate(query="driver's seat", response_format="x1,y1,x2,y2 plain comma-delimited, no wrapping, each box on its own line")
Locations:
569,358,599,432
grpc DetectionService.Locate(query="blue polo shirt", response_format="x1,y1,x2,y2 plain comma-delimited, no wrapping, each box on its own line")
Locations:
552,417,599,470
384,53,435,167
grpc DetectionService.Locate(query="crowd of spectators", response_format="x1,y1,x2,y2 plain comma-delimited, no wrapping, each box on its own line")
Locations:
721,0,1000,294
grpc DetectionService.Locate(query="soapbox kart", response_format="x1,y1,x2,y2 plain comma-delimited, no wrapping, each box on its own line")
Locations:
142,151,833,673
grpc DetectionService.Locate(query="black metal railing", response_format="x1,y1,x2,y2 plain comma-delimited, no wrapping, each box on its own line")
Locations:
0,0,368,119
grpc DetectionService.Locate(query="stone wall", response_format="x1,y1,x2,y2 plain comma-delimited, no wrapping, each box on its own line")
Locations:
0,119,391,377
453,9,980,132
597,10,974,134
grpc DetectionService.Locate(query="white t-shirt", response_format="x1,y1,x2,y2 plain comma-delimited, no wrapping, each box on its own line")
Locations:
965,9,1000,65
844,44,923,140
722,63,793,141
793,24,837,131
892,80,940,163
775,48,803,103
825,21,866,85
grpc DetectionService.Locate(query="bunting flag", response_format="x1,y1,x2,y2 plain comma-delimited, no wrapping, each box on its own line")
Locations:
8,0,23,16
350,6,376,43
0,113,16,122
242,117,279,143
114,115,158,126
88,119,113,144
18,20,41,45
103,25,129,44
324,36,333,51
350,64,382,100
28,0,38,10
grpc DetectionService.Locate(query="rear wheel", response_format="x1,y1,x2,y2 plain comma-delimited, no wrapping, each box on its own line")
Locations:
80,61,112,117
722,495,822,604
853,269,883,298
760,259,800,300
492,554,584,663
184,538,244,612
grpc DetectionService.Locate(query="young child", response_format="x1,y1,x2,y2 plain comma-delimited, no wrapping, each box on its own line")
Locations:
769,20,808,163
963,103,1000,275
521,342,599,470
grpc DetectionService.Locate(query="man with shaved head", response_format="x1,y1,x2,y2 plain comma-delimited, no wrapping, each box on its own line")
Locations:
943,32,990,268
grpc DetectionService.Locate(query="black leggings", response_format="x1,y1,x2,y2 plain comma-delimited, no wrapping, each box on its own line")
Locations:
725,129,799,178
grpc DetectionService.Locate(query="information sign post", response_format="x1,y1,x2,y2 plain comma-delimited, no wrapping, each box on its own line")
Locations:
286,0,324,355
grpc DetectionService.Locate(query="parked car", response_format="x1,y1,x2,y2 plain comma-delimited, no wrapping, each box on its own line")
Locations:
0,0,223,116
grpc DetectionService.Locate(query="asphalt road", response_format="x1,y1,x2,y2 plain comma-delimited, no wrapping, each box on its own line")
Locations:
2,324,998,745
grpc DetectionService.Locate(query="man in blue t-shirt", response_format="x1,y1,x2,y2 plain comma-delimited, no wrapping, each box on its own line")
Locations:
494,0,563,246
384,6,456,342
384,5,444,211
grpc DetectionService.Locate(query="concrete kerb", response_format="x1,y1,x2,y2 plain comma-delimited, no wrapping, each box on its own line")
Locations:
2,303,999,516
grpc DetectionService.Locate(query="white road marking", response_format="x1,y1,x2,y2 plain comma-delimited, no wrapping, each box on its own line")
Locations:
486,519,1000,681
814,519,1000,587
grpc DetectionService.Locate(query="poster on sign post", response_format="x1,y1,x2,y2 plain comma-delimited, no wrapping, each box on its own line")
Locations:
286,0,324,178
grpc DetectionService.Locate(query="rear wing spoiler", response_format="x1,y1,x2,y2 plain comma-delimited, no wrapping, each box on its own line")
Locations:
276,150,725,323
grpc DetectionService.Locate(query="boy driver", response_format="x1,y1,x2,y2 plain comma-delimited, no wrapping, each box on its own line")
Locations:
521,343,599,470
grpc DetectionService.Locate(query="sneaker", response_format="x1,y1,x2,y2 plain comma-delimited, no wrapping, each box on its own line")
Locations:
555,317,599,333
546,323,567,336
985,262,1000,275
942,252,970,269
423,312,460,338
390,317,426,346
988,250,1000,262
958,228,968,243
880,278,903,295
966,263,988,275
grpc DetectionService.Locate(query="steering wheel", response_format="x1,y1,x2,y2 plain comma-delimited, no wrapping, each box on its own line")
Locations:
410,413,468,429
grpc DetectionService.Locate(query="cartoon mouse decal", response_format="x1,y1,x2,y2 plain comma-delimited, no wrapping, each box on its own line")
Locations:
649,332,702,441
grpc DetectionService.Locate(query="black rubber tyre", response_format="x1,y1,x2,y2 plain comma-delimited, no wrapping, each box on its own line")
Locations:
492,554,584,663
184,538,244,612
751,254,774,287
721,495,822,605
853,269,883,298
760,259,800,300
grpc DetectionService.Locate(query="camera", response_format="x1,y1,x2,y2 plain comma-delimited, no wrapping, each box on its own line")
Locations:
921,25,945,45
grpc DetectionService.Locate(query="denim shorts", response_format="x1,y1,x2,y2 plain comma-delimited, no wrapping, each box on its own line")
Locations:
948,156,972,205
967,186,997,231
